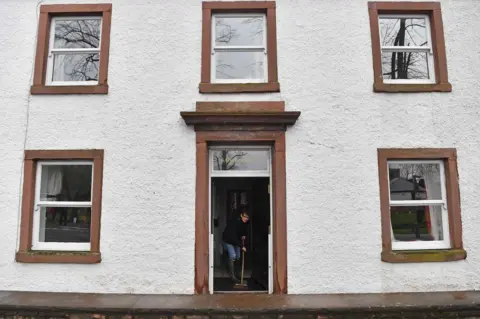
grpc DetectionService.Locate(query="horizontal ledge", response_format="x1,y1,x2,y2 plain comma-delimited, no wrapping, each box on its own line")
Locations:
373,82,452,93
368,1,441,11
381,249,467,263
203,1,275,10
31,84,108,95
25,149,104,160
2,290,480,314
40,4,112,13
16,251,101,264
199,82,280,93
180,111,300,126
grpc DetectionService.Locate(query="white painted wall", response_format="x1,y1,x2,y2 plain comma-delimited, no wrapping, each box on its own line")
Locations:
0,0,479,294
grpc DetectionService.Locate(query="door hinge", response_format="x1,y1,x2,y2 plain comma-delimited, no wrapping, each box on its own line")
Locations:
268,184,270,194
268,225,271,234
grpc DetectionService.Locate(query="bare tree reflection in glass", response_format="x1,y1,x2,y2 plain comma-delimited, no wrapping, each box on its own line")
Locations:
214,16,265,81
214,150,247,170
52,19,101,82
380,18,430,80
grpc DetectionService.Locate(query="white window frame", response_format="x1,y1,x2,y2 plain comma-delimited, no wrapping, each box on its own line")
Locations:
209,145,271,178
388,160,450,250
378,14,436,84
46,16,102,86
31,160,93,251
211,13,268,84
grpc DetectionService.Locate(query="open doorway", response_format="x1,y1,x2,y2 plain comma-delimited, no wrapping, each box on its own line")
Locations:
208,146,272,293
211,177,270,293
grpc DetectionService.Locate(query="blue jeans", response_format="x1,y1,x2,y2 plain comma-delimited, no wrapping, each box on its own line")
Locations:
224,243,241,260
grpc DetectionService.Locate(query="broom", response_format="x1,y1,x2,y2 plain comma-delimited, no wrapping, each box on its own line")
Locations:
233,237,248,289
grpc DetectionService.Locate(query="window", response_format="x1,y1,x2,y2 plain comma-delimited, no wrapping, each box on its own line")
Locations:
16,150,104,263
200,1,279,93
378,149,466,263
368,2,451,92
31,4,112,95
212,14,267,83
379,15,435,84
33,162,93,251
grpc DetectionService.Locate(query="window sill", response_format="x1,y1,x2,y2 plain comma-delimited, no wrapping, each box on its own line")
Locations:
30,84,109,95
16,251,101,264
199,82,280,93
382,249,466,263
373,82,452,93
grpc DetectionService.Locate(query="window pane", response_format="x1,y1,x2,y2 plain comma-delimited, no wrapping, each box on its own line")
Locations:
40,164,92,201
52,53,99,82
215,16,264,46
54,19,101,49
38,207,91,243
212,150,269,171
388,162,442,201
390,205,444,241
215,51,264,80
381,52,430,80
379,17,428,47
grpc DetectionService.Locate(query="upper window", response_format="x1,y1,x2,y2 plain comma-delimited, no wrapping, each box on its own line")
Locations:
368,2,451,92
212,14,267,83
16,150,104,264
377,149,466,263
200,1,279,93
31,4,112,95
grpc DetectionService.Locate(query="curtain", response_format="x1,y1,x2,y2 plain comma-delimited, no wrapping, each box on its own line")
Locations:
40,166,63,200
424,166,443,240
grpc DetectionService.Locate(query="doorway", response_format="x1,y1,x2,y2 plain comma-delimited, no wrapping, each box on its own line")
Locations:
208,147,272,293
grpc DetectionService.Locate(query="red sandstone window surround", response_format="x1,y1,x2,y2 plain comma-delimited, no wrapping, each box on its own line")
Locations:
377,148,465,263
368,2,451,92
30,4,112,95
200,1,279,93
16,150,104,264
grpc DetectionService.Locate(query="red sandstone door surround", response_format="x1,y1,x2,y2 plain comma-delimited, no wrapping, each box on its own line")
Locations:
181,101,300,294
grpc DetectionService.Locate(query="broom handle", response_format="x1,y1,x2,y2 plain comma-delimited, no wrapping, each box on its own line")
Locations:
240,237,245,284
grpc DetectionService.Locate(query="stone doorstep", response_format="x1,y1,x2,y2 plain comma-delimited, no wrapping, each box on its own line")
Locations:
1,290,480,318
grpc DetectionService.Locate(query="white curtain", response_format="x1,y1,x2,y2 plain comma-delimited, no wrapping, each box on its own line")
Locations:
40,166,63,200
39,166,63,242
424,166,443,240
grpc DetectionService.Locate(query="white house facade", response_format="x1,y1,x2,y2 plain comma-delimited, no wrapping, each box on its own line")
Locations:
1,0,480,299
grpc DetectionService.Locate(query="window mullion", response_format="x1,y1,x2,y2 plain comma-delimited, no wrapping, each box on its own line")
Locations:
35,201,92,207
213,46,266,52
390,200,445,206
381,46,431,52
50,48,101,54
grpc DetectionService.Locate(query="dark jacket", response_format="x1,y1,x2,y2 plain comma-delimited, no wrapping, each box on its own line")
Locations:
222,215,249,247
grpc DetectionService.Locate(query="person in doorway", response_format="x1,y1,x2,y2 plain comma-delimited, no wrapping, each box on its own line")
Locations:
222,210,249,283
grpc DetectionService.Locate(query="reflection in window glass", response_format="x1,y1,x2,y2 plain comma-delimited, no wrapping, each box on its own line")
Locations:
40,164,92,202
381,52,430,80
388,162,442,200
52,53,99,82
215,16,264,46
378,15,433,82
38,206,91,243
54,19,101,49
212,150,269,171
390,205,443,242
379,18,428,47
215,51,264,80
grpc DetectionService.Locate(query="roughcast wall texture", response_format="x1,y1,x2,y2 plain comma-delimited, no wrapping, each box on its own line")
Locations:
0,0,480,294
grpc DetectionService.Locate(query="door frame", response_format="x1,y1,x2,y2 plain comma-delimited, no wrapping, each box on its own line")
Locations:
208,145,273,293
195,131,287,294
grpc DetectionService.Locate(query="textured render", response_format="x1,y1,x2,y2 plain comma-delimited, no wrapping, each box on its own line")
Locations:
0,0,479,295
